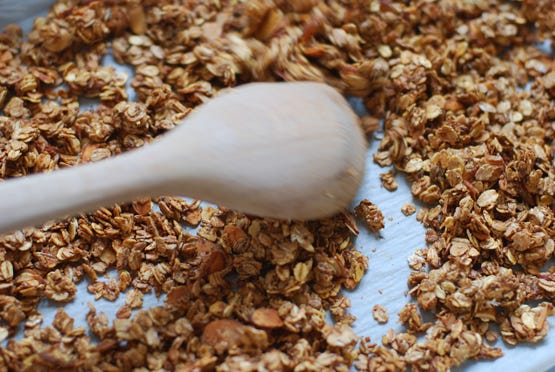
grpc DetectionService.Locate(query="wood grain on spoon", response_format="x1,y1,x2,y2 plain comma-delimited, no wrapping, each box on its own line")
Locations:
0,82,367,234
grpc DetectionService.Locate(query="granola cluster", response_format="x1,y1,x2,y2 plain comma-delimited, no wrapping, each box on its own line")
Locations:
355,0,555,370
355,199,385,233
0,0,554,370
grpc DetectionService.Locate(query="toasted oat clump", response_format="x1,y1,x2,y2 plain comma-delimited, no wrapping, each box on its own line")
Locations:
355,200,385,233
1,0,555,370
401,203,416,216
380,170,398,191
372,304,389,324
354,0,555,368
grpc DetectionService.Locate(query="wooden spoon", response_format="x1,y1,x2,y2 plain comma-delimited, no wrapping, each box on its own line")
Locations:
0,82,366,234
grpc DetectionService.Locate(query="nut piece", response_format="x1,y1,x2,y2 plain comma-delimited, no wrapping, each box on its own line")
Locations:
202,319,245,347
128,4,147,35
202,319,269,354
251,308,284,328
197,239,228,275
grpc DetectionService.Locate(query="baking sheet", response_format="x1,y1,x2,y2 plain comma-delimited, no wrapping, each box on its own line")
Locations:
6,7,555,372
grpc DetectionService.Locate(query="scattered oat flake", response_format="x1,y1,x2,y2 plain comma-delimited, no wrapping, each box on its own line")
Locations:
380,170,398,191
372,305,389,323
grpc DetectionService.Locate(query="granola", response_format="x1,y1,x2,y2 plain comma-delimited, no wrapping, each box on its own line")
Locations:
401,203,416,216
380,170,398,192
0,0,554,371
355,199,385,233
372,304,389,324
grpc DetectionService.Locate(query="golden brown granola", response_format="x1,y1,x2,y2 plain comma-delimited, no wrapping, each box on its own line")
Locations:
372,304,389,324
0,0,554,370
380,170,398,192
355,199,385,233
401,202,416,216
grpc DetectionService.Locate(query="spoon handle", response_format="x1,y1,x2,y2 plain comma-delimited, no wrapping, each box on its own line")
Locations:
0,82,366,234
0,146,166,234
